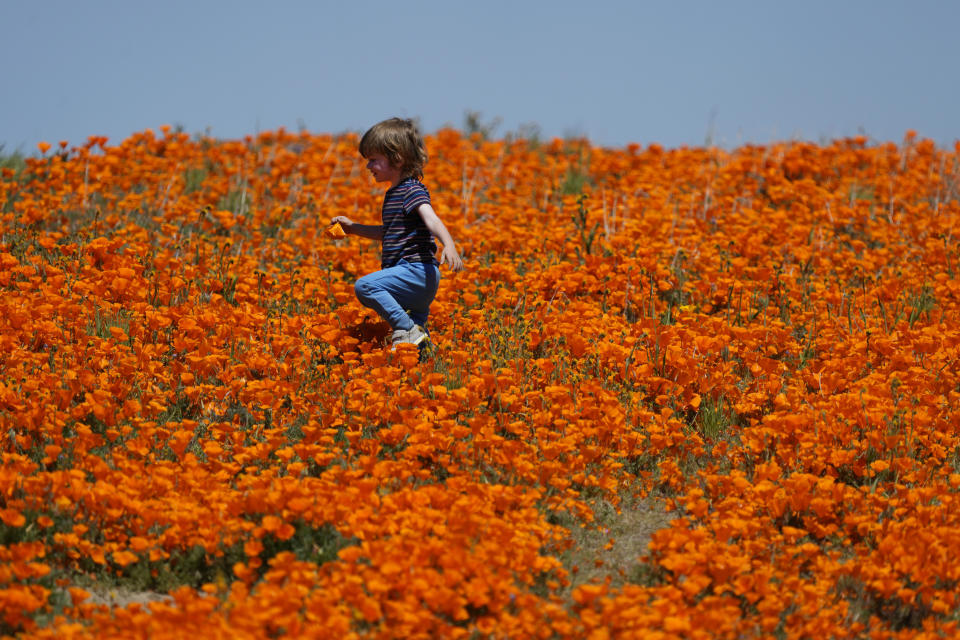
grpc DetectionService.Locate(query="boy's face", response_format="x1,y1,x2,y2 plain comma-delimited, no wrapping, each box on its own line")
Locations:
364,153,402,186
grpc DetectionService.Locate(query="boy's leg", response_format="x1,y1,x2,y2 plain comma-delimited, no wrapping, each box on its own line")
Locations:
355,261,440,331
402,263,440,330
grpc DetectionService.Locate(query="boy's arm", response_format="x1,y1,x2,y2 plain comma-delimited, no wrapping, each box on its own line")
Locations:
416,204,464,271
330,215,383,240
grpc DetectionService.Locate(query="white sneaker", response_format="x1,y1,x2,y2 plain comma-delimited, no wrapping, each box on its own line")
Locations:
391,325,428,349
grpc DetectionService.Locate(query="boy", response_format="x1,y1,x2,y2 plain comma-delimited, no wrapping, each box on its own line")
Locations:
330,117,464,348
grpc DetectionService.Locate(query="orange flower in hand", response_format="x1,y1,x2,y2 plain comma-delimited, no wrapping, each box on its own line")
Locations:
326,222,346,238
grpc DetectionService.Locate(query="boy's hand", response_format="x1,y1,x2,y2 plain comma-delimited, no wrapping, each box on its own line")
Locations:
330,215,353,230
440,244,464,272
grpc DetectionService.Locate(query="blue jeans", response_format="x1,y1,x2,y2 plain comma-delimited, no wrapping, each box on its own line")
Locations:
354,259,440,331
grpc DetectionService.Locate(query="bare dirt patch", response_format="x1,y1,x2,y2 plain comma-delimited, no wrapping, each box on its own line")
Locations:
558,493,674,593
75,584,174,610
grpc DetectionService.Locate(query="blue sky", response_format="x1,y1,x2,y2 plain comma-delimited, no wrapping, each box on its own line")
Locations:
3,1,958,152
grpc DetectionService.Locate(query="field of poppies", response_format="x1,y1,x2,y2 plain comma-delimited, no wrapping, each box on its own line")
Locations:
1,125,959,639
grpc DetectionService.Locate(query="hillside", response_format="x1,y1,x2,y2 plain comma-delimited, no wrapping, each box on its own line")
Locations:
1,128,959,638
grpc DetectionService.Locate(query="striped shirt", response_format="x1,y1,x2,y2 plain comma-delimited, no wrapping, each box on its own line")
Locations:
380,177,438,268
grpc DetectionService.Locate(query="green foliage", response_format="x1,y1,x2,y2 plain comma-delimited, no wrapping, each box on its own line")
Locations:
218,186,249,217
0,145,27,174
571,194,600,257
183,167,208,194
506,122,543,148
560,168,589,196
835,574,934,632
906,284,936,327
696,394,737,441
462,110,502,141
70,521,355,598
84,305,131,341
